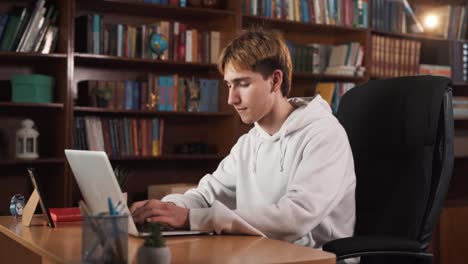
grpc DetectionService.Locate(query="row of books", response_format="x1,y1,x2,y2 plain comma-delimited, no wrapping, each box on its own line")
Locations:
288,42,364,76
453,96,468,119
77,76,220,113
0,0,59,53
372,0,467,40
73,116,163,157
121,0,222,9
412,3,467,40
419,64,451,78
75,15,221,64
370,35,421,78
141,0,187,6
242,0,369,28
314,82,355,113
371,0,423,34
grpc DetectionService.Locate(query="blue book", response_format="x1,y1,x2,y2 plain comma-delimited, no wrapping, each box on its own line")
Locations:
332,83,339,113
166,76,174,111
0,15,9,42
266,0,271,17
124,80,133,110
132,81,140,110
301,0,308,23
208,80,219,112
158,76,166,111
92,14,101,54
199,79,210,112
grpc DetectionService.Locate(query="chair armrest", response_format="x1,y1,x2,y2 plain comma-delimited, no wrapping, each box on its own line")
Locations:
322,236,432,261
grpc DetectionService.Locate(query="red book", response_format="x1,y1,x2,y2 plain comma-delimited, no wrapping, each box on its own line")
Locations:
49,207,82,222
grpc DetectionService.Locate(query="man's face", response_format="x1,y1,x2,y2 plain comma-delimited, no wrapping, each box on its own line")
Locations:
224,64,276,124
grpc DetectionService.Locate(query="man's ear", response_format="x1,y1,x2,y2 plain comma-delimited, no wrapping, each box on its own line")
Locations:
271,70,283,92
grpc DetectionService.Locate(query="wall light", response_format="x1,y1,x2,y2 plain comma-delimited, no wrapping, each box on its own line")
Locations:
423,14,439,29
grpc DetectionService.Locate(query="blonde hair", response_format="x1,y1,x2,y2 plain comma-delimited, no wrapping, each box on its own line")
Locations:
218,28,292,97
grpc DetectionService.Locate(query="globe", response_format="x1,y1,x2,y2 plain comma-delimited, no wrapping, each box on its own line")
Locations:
150,33,168,60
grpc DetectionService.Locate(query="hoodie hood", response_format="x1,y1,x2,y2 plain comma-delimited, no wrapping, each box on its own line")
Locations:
252,95,333,173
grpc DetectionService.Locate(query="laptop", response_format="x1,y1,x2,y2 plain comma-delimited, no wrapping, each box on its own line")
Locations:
65,149,210,237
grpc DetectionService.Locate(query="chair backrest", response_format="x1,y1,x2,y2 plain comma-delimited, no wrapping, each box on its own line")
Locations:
337,76,454,252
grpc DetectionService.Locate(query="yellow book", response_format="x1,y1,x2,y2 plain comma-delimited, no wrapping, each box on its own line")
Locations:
314,83,335,105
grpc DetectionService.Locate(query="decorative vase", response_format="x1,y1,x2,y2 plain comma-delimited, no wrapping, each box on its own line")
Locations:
137,246,171,264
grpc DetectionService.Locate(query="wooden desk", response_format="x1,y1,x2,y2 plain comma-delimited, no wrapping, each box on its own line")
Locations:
0,216,335,264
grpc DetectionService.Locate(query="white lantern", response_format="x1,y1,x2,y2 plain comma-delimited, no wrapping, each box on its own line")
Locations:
16,119,39,160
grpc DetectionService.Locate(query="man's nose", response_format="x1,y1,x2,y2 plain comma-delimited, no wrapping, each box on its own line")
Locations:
227,88,240,105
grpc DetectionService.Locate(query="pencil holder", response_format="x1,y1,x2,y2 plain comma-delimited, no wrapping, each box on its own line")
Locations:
82,214,129,264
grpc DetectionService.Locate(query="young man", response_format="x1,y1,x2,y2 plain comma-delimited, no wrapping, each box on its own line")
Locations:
131,29,356,249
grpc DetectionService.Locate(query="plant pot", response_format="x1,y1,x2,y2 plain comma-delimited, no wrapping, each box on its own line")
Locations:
137,246,171,264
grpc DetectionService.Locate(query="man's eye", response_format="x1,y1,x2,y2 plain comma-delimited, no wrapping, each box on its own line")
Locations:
240,83,249,87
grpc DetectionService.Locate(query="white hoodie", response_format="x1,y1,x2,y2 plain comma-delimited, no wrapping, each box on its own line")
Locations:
162,95,356,248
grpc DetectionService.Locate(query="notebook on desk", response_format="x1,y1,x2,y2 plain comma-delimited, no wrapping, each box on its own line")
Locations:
64,149,211,237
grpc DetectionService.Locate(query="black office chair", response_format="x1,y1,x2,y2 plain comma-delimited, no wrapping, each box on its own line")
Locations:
323,76,454,264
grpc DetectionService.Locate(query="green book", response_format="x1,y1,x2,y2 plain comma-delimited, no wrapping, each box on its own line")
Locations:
0,7,29,51
0,13,20,51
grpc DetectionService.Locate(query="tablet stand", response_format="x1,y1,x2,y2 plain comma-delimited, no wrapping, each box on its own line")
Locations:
22,188,40,227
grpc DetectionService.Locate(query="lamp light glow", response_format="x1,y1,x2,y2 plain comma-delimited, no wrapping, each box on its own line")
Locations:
423,14,439,29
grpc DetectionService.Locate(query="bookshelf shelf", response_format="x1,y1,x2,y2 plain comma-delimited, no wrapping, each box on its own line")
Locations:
74,107,233,117
109,154,225,161
293,72,368,82
242,15,369,35
80,0,237,20
0,102,64,110
0,52,67,61
371,29,459,42
74,53,217,70
453,82,468,87
0,158,64,166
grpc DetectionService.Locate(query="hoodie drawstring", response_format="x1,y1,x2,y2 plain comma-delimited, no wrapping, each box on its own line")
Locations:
251,132,288,174
279,131,289,172
251,140,263,175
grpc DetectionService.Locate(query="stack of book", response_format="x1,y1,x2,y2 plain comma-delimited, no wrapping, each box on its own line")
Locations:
453,96,468,119
419,64,451,78
289,42,365,76
0,0,59,53
324,42,365,77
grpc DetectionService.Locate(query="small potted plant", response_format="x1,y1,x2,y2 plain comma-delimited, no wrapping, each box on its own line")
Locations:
137,222,171,264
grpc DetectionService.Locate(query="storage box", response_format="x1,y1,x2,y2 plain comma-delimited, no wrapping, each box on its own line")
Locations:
11,74,54,103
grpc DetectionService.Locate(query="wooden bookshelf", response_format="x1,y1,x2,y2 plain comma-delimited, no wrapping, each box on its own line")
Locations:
74,53,218,70
0,102,64,109
371,29,464,42
0,52,67,60
74,106,233,117
0,158,65,166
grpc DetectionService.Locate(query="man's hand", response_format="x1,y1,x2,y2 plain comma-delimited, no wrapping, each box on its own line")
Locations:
130,199,189,229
